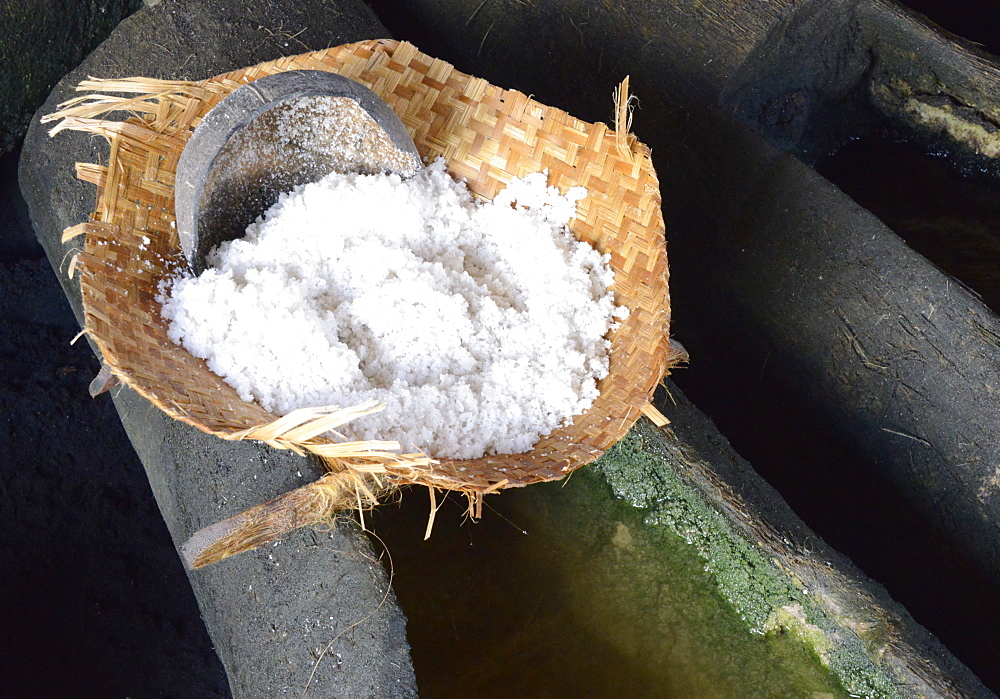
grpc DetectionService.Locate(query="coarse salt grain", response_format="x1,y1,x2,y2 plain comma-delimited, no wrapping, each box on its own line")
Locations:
160,158,627,459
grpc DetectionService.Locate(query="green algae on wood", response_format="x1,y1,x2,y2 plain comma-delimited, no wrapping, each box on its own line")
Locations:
592,415,970,697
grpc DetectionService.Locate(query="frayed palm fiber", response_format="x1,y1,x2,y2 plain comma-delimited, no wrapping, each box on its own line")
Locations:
45,39,675,567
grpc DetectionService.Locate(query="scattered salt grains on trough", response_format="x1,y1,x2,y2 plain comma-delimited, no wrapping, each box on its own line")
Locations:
159,158,627,460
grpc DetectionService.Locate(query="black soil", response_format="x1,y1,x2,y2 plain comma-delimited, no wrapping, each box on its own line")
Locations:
0,143,229,697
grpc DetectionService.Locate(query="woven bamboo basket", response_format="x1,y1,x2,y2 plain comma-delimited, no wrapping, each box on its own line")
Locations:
46,39,681,567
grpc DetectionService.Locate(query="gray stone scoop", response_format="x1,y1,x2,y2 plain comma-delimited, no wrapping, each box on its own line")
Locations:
175,69,421,274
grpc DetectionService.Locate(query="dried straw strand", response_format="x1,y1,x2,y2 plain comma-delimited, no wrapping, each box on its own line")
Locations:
233,399,385,443
182,468,391,569
640,401,670,427
614,75,638,162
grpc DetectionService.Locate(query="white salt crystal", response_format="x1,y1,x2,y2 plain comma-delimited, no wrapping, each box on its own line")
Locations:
160,158,626,459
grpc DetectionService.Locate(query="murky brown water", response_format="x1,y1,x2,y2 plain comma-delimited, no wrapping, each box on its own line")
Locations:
372,471,843,697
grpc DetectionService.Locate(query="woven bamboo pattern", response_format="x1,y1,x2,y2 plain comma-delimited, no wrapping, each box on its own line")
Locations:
46,39,675,564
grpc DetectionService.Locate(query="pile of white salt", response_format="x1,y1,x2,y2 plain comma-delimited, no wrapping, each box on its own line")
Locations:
160,158,626,459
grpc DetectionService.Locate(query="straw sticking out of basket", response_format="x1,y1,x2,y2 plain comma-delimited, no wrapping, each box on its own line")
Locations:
182,468,390,569
614,75,638,163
